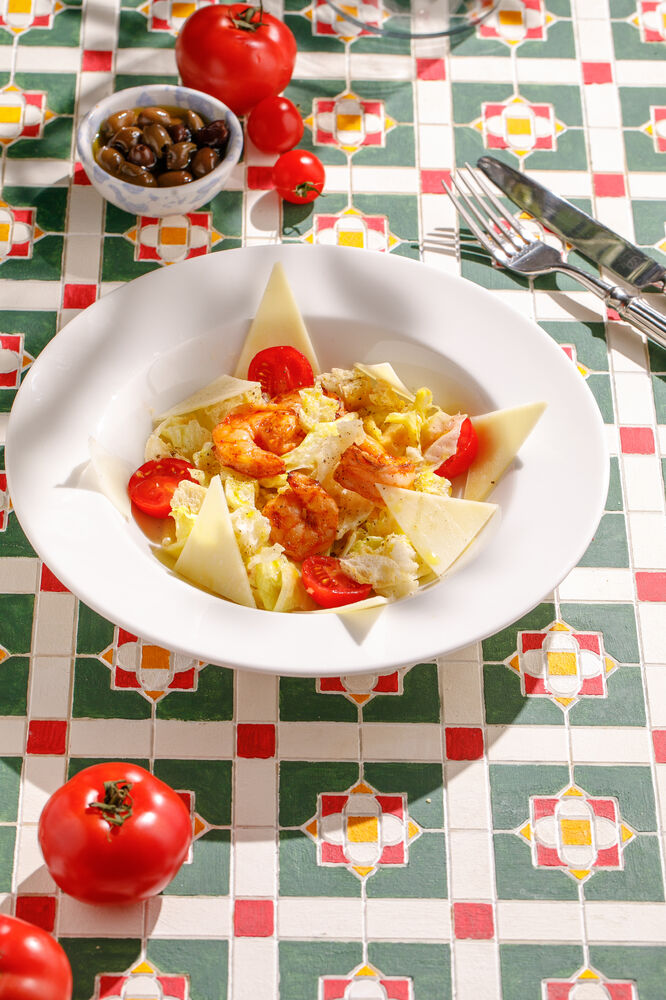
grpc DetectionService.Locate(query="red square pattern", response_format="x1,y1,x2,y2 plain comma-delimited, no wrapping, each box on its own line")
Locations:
247,166,275,190
582,62,613,84
420,169,452,194
416,58,446,80
27,720,68,755
237,723,276,759
15,895,56,932
636,572,666,602
619,427,655,455
234,899,274,937
653,730,666,764
446,727,484,761
73,162,92,185
453,902,494,939
63,284,97,310
40,565,69,592
593,173,626,198
82,50,113,72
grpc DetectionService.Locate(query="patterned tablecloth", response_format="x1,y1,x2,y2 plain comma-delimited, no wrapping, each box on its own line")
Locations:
0,1,665,998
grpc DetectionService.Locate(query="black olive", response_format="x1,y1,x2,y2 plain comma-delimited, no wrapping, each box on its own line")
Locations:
191,146,221,178
127,143,157,169
193,120,229,150
168,120,191,144
142,123,172,157
137,106,173,127
117,161,158,187
96,145,125,175
110,126,143,154
157,170,194,186
165,141,198,171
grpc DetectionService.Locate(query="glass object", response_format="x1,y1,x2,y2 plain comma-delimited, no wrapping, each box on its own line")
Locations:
322,0,500,39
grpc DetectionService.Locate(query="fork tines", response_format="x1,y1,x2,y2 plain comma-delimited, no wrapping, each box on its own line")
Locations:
442,163,533,265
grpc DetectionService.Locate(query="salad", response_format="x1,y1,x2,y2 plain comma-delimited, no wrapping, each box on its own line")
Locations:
126,265,545,613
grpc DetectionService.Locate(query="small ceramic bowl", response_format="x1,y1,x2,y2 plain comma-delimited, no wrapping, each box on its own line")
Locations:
76,84,243,217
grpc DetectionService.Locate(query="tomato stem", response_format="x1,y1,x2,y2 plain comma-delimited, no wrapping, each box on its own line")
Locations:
231,0,264,30
90,780,134,828
294,181,323,199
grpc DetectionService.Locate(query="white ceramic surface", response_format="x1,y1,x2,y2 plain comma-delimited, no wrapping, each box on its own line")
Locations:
76,84,243,217
6,245,608,676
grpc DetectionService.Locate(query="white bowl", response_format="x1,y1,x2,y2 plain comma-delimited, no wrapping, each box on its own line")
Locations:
76,84,243,217
6,245,608,676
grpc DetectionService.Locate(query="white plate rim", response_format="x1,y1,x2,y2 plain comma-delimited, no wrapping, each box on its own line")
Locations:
6,244,609,676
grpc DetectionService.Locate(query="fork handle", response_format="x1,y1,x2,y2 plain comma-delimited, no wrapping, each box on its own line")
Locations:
557,262,666,351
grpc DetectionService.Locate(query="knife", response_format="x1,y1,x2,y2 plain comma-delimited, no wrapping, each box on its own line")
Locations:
477,155,666,292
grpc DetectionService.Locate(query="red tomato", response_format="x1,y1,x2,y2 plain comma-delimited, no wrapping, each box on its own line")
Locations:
272,150,325,204
128,457,196,518
0,914,72,1000
247,96,304,153
248,345,315,397
38,763,192,904
175,4,297,117
435,416,479,479
302,556,373,608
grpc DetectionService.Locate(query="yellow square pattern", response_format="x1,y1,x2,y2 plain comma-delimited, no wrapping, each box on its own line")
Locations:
347,815,378,843
0,106,21,124
560,819,592,846
0,223,11,241
172,2,196,17
160,226,188,246
506,117,532,136
337,113,362,132
8,0,32,13
547,651,578,676
499,10,523,26
338,229,365,249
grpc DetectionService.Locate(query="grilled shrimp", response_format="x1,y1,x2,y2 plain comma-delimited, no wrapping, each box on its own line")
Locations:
333,437,416,503
263,472,339,561
212,406,305,479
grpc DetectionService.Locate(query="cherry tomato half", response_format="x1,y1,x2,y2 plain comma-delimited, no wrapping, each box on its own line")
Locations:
247,95,304,154
302,555,373,608
272,149,325,204
128,457,196,518
248,345,315,397
38,762,192,904
0,914,72,1000
175,4,297,117
435,416,479,479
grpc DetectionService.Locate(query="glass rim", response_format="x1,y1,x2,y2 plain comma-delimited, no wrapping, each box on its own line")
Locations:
322,0,500,39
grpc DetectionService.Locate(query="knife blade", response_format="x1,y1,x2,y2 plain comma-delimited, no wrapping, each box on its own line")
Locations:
477,155,666,292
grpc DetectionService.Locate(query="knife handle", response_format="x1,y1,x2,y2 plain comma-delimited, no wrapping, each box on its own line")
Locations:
609,288,666,352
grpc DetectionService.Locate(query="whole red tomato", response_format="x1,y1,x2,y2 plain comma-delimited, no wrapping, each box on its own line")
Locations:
247,95,304,153
38,762,192,904
272,150,325,204
176,4,297,117
0,914,72,1000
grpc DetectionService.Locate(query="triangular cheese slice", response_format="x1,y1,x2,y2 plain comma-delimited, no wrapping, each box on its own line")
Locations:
88,438,133,520
312,595,388,614
175,475,256,608
354,362,414,401
377,485,497,574
464,402,547,502
156,374,261,421
233,262,320,377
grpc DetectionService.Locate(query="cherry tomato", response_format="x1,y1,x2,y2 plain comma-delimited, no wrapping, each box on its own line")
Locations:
248,345,315,397
38,762,192,904
128,457,196,518
247,95,304,154
0,914,72,1000
302,556,373,608
272,150,325,204
175,4,297,117
435,416,479,479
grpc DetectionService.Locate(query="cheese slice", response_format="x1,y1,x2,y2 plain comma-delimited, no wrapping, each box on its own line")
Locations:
377,485,497,574
234,262,320,377
88,438,133,520
312,595,388,614
464,401,547,502
354,362,414,401
157,374,261,421
175,475,256,608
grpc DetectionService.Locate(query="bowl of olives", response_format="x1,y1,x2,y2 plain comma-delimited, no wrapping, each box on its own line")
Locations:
77,84,243,217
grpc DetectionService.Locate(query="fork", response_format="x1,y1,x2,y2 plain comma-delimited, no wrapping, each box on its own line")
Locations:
443,164,666,351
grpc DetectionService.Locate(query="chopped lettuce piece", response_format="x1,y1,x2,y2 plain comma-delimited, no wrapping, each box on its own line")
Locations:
248,544,309,612
164,480,208,559
145,415,210,463
340,532,420,600
297,385,340,431
284,413,364,482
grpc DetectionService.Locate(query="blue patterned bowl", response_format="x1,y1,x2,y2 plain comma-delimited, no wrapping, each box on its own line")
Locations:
76,84,243,218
